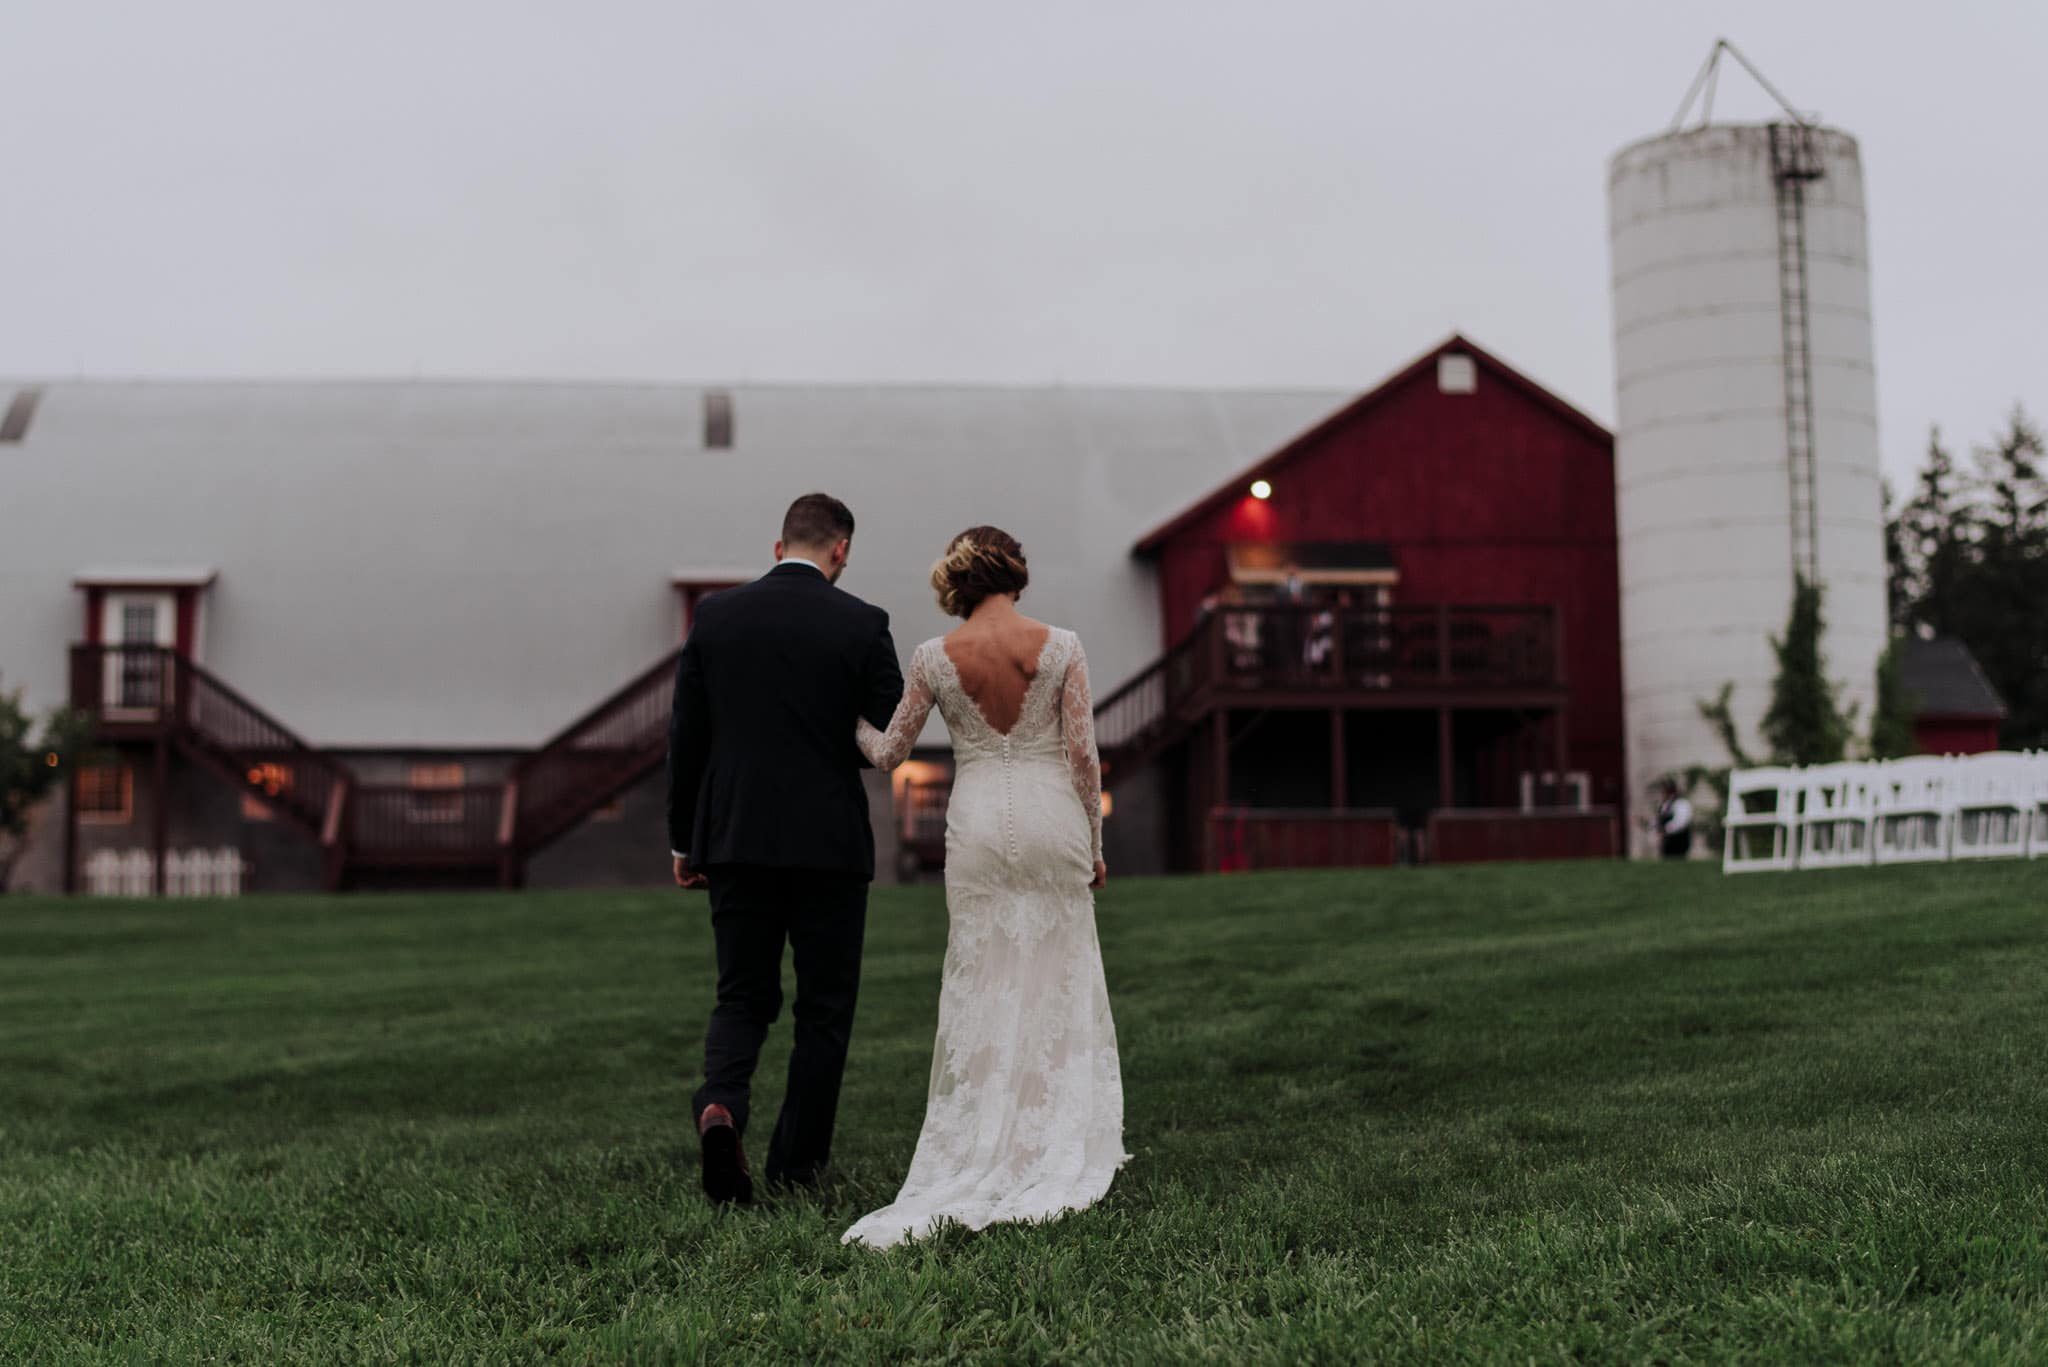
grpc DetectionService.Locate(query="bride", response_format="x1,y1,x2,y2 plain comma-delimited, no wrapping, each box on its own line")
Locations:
843,527,1128,1248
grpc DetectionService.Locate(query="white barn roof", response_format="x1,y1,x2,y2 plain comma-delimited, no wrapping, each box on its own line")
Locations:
1,380,1345,746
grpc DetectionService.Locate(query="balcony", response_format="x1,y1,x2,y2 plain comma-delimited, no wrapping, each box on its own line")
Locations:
1096,603,1566,778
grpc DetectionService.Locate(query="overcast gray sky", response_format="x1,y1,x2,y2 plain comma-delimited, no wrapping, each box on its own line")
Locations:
5,1,2040,483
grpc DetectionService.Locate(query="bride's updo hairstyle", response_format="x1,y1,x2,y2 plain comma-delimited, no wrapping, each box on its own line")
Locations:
931,526,1029,618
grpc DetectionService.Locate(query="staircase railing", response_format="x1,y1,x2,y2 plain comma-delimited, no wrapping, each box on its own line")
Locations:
1094,617,1218,783
1093,603,1564,783
510,648,681,852
350,784,505,860
69,644,350,835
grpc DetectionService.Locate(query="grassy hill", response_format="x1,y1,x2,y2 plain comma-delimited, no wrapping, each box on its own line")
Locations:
3,860,2045,1362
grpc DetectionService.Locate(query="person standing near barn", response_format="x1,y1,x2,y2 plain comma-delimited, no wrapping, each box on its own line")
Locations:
1654,779,1694,860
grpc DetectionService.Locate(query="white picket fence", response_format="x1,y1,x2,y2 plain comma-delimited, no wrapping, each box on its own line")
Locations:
1724,752,2048,873
83,848,249,897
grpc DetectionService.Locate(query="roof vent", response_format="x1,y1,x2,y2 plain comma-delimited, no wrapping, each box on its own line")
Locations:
703,389,733,449
1,387,44,443
1437,355,1476,394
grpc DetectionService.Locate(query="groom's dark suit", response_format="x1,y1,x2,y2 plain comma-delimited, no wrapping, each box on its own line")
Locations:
666,560,904,1184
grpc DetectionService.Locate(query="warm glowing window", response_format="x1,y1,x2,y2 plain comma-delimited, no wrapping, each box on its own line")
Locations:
241,762,294,821
407,763,466,824
76,765,133,824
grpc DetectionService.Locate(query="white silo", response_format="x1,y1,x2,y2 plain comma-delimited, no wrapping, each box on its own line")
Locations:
1608,63,1887,852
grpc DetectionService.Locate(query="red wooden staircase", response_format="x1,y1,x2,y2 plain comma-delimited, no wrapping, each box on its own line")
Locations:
71,645,355,887
69,643,683,891
503,649,682,881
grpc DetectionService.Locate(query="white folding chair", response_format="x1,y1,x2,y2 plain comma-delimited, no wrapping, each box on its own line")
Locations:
1724,766,1799,872
1871,756,1955,865
1796,762,1876,868
1952,752,2032,861
2023,752,2048,859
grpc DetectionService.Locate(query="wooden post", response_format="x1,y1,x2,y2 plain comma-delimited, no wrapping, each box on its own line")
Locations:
173,650,193,733
62,768,79,896
1521,710,1536,807
1206,710,1230,872
152,735,170,898
1437,708,1455,811
1552,604,1568,687
497,778,523,890
1330,709,1347,810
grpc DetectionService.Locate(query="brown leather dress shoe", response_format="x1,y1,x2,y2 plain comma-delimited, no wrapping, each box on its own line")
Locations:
697,1104,753,1206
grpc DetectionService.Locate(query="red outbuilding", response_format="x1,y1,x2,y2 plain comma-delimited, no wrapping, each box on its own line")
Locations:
1096,336,1626,870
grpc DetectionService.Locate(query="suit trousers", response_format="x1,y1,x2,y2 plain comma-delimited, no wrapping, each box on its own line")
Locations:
692,864,869,1184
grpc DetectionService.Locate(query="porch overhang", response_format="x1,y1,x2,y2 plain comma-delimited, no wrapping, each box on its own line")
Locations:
72,567,218,590
1226,541,1399,588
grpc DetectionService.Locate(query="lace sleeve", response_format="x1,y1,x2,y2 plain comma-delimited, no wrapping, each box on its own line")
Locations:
857,642,937,770
1059,634,1104,864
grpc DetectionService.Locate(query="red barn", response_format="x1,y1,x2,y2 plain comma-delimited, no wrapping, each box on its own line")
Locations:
1096,337,1625,871
1898,636,2007,755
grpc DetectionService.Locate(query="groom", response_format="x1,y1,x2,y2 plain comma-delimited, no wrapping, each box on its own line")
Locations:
666,492,906,1205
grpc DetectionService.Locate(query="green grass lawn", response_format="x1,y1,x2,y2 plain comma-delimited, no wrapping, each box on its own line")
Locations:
3,860,2046,1363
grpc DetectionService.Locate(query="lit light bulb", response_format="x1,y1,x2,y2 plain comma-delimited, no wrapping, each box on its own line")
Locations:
1250,480,1272,500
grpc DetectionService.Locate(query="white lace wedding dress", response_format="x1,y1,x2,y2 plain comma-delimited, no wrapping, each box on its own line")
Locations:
842,627,1128,1249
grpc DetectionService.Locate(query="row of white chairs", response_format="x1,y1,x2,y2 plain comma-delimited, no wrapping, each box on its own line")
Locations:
1724,752,2048,873
84,847,250,897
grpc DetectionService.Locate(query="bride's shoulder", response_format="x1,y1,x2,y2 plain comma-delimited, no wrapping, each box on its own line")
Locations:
1039,623,1086,657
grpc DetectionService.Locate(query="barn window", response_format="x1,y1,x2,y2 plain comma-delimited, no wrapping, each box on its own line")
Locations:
406,762,466,824
242,762,294,821
704,390,734,449
1,388,43,443
1437,355,1476,394
77,765,134,824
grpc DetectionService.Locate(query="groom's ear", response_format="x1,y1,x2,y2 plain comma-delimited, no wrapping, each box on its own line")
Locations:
772,539,787,563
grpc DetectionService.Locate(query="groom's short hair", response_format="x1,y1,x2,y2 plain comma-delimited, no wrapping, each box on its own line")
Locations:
782,493,856,550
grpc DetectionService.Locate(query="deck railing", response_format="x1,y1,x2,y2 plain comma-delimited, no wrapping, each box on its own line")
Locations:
511,648,680,851
1094,603,1563,780
1208,807,1403,872
69,643,348,833
349,784,504,859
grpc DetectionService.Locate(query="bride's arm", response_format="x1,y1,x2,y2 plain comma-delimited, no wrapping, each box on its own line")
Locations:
1059,638,1105,865
857,644,936,770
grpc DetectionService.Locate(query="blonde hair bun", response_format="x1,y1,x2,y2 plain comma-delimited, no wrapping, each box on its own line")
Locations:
931,526,1029,618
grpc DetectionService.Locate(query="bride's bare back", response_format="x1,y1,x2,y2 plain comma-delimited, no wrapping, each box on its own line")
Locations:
939,607,1054,737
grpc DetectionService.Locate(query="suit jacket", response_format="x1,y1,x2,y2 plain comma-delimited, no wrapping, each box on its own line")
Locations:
666,562,905,878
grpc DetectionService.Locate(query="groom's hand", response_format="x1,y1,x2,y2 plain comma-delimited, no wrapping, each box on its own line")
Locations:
673,855,708,891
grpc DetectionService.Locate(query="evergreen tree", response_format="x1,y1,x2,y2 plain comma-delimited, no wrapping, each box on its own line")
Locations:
1890,407,2048,751
1868,642,1919,760
0,679,95,893
1683,579,1854,851
1962,409,2048,747
1895,429,1972,636
1882,479,1913,631
1758,576,1852,766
